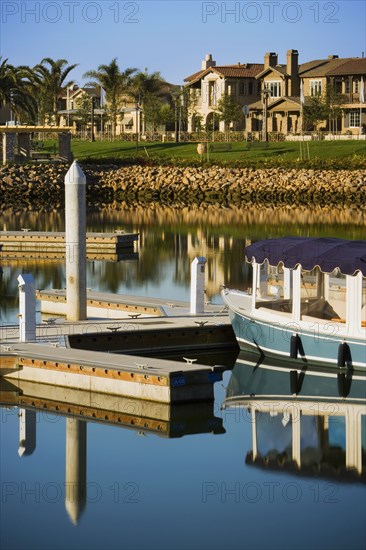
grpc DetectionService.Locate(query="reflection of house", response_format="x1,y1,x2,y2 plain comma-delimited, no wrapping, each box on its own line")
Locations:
185,51,366,136
184,54,263,132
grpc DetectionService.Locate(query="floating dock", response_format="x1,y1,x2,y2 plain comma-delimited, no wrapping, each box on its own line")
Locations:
0,378,225,438
0,231,138,260
0,342,227,403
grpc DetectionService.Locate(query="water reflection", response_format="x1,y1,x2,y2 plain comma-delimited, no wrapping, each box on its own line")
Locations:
0,379,225,525
1,206,365,324
223,352,366,482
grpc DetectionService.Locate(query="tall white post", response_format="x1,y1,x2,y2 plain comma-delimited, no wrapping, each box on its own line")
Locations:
17,274,36,342
190,257,207,314
65,161,87,321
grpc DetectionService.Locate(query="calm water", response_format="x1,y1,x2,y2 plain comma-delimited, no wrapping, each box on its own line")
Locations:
1,206,366,550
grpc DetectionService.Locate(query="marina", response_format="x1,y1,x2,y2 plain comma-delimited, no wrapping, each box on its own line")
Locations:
1,205,365,550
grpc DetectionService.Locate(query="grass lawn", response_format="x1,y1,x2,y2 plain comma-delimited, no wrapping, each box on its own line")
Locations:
43,138,366,165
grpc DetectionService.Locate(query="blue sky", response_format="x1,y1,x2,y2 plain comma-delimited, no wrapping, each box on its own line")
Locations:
1,1,365,85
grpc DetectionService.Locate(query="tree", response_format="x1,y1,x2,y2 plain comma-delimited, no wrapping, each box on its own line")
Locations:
0,57,37,122
34,58,78,124
143,92,173,132
215,93,243,138
84,59,137,137
130,69,166,101
303,96,327,131
303,86,347,133
325,85,347,133
74,93,93,135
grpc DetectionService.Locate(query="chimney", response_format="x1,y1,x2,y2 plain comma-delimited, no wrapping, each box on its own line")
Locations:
286,49,299,76
264,52,278,69
201,54,216,71
286,50,300,97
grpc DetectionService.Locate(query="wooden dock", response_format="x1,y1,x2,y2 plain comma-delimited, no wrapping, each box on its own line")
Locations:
0,231,138,260
0,378,225,438
0,342,228,403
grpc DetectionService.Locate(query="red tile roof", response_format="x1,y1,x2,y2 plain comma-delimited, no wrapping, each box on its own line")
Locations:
185,64,264,83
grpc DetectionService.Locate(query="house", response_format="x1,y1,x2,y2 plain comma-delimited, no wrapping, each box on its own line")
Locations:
249,51,366,136
184,54,263,132
184,52,366,137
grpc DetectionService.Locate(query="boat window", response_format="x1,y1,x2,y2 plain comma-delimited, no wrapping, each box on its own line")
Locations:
328,270,347,321
300,267,346,321
267,263,284,298
255,262,293,315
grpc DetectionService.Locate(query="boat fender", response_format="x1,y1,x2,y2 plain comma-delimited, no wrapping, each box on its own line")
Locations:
290,334,300,359
290,370,298,395
337,341,349,368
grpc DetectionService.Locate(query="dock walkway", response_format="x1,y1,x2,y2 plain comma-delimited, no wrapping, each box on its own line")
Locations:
0,231,138,260
0,341,227,403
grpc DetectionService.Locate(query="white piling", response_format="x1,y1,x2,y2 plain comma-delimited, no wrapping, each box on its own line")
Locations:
65,161,87,321
190,257,207,314
17,273,36,342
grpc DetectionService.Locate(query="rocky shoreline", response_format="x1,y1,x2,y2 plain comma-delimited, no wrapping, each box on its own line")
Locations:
1,163,365,210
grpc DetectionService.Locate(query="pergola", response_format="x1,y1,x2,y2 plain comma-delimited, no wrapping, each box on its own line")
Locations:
0,126,73,165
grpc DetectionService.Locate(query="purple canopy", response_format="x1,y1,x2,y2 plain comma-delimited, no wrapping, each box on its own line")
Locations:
245,237,366,276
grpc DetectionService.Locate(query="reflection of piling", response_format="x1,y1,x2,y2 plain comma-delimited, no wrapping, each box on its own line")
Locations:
65,418,87,525
18,408,36,457
65,161,87,321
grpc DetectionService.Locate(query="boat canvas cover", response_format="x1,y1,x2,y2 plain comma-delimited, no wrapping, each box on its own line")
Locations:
245,237,366,276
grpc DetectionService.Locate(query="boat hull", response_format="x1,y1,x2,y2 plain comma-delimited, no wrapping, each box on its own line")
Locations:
223,294,366,370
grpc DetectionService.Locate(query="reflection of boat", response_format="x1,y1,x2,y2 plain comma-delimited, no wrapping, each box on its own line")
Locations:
223,352,366,482
222,237,366,369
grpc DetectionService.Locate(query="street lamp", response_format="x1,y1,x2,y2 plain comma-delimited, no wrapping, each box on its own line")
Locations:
262,86,271,142
135,100,141,155
90,97,95,142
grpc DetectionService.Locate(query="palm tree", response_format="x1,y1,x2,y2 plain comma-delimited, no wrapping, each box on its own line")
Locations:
130,69,166,99
34,58,78,124
0,57,37,122
83,58,137,137
129,69,173,135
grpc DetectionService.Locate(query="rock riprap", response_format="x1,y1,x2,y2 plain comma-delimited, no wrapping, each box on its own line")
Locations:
1,163,365,210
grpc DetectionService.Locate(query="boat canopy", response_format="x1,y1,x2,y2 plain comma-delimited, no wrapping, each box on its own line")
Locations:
245,237,366,276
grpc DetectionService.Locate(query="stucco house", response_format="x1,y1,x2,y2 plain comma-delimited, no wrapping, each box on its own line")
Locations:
184,54,263,132
185,52,366,137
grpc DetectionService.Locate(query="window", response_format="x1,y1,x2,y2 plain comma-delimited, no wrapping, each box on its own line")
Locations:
310,80,322,96
239,82,246,95
208,81,217,106
269,81,281,98
353,79,359,93
248,82,253,95
227,83,235,98
345,79,350,93
349,111,360,127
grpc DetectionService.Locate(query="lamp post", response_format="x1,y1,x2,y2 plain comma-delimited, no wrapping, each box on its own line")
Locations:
135,99,141,156
262,86,271,142
90,97,95,142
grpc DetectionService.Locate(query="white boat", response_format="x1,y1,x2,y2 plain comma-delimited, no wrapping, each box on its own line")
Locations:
222,237,366,369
